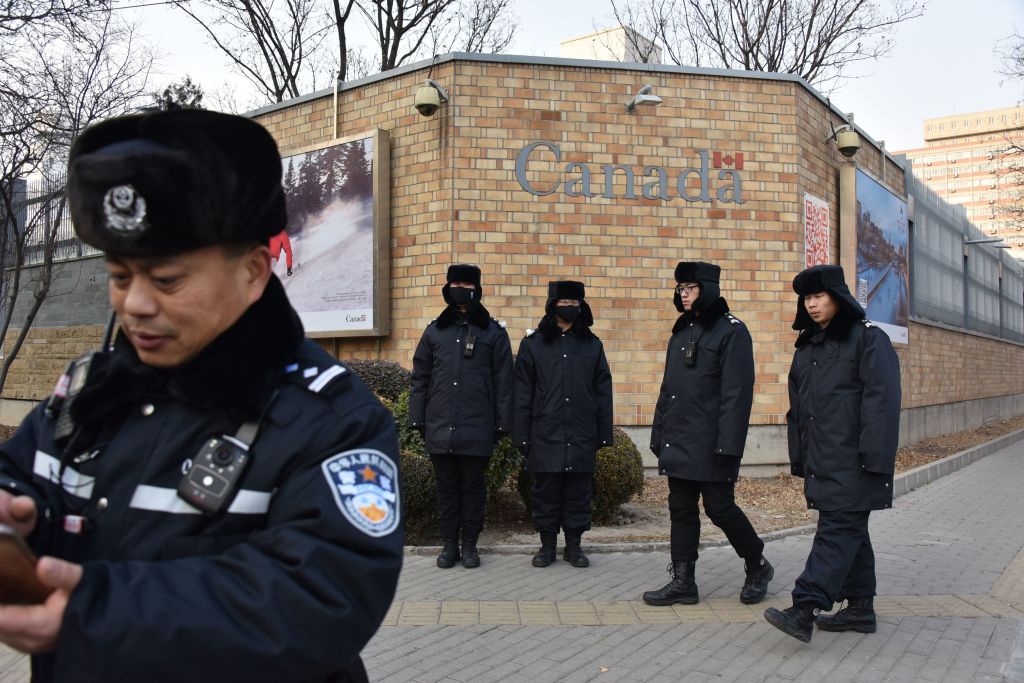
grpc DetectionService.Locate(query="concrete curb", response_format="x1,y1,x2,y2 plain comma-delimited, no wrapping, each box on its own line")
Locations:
404,427,1024,556
891,426,1024,499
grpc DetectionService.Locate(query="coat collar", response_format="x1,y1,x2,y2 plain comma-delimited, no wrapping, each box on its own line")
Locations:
795,305,860,348
672,297,729,335
72,275,304,426
536,312,594,341
435,302,492,329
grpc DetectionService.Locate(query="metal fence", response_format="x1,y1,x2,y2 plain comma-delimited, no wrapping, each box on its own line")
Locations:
17,174,100,265
907,169,1024,343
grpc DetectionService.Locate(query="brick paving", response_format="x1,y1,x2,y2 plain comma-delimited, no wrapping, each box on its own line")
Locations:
1,438,1023,681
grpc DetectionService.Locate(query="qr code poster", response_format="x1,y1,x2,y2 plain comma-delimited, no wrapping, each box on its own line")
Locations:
803,193,830,268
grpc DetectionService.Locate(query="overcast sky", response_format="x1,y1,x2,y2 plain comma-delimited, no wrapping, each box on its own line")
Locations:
131,0,1023,151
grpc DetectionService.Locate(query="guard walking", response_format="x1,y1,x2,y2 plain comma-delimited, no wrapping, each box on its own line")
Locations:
513,281,614,568
0,109,402,682
644,262,772,606
409,264,514,569
764,264,901,642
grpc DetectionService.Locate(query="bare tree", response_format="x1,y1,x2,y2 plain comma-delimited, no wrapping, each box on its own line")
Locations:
0,12,151,392
174,0,334,104
995,31,1024,231
609,0,926,90
424,0,516,55
358,0,457,71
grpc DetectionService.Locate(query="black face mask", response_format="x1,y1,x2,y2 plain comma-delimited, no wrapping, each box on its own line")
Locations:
448,287,476,306
555,305,580,323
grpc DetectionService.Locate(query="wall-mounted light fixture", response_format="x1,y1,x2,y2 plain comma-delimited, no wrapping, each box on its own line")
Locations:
414,79,449,117
625,84,661,113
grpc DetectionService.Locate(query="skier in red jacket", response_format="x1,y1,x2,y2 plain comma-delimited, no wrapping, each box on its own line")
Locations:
269,229,293,276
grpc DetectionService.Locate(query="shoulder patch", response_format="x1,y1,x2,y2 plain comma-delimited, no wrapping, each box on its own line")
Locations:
493,317,507,328
525,328,536,337
321,449,400,537
861,320,878,329
726,314,743,325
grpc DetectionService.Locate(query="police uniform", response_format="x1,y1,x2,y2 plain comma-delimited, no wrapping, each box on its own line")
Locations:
0,109,403,682
644,262,771,607
764,264,901,642
512,281,613,568
408,264,514,568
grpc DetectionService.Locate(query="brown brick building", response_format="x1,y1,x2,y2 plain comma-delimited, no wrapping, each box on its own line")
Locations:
3,54,1023,472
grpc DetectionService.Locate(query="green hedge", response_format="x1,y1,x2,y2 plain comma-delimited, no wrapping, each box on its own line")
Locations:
517,427,645,524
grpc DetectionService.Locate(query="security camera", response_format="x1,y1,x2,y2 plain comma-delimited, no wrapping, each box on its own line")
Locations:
414,79,448,117
835,127,860,158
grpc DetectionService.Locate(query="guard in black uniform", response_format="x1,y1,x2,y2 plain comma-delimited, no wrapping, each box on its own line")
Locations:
409,264,514,569
0,109,402,682
513,281,613,569
764,264,901,642
643,262,772,607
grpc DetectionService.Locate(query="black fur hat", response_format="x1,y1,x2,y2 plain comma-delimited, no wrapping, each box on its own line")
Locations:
791,264,865,330
442,263,483,304
67,109,286,257
674,261,721,312
545,280,593,327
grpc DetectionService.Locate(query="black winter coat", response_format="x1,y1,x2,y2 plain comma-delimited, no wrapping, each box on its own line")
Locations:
787,310,902,511
650,298,755,482
409,304,514,456
0,277,402,683
512,315,614,473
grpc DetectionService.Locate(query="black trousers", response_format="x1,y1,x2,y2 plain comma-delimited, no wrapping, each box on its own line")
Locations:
792,510,875,610
531,472,593,534
668,477,764,563
430,453,490,534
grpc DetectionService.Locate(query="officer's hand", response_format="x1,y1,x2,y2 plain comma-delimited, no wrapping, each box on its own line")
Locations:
0,491,37,537
0,556,81,654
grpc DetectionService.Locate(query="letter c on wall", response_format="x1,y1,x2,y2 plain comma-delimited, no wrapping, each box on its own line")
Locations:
516,141,561,196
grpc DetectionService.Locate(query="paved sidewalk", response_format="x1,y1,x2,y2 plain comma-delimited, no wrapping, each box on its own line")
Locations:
1,440,1023,681
362,440,1024,682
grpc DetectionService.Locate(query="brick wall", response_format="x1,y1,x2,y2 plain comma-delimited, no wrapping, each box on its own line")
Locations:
2,57,1021,429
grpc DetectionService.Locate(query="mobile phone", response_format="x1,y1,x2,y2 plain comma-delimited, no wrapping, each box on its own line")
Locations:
0,525,53,605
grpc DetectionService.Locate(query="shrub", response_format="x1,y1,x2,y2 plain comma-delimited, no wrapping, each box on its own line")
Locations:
517,428,645,524
398,450,436,539
346,359,411,402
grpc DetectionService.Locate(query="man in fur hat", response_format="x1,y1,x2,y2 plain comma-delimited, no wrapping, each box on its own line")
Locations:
409,264,514,569
643,261,772,607
513,281,614,568
0,109,402,682
764,264,901,643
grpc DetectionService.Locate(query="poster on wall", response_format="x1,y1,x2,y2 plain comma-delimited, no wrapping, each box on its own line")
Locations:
803,193,830,268
855,168,909,344
277,129,390,337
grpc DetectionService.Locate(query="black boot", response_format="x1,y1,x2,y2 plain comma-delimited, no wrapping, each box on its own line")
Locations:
764,604,816,642
642,561,699,606
531,532,557,567
562,531,589,568
740,556,774,604
815,597,877,633
461,529,481,569
436,530,461,569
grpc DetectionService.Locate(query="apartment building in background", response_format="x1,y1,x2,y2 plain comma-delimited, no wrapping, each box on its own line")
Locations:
898,106,1024,258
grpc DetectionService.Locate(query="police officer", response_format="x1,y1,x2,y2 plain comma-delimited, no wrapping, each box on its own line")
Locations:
0,109,403,682
409,264,514,569
513,281,614,568
764,264,901,642
643,262,772,607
